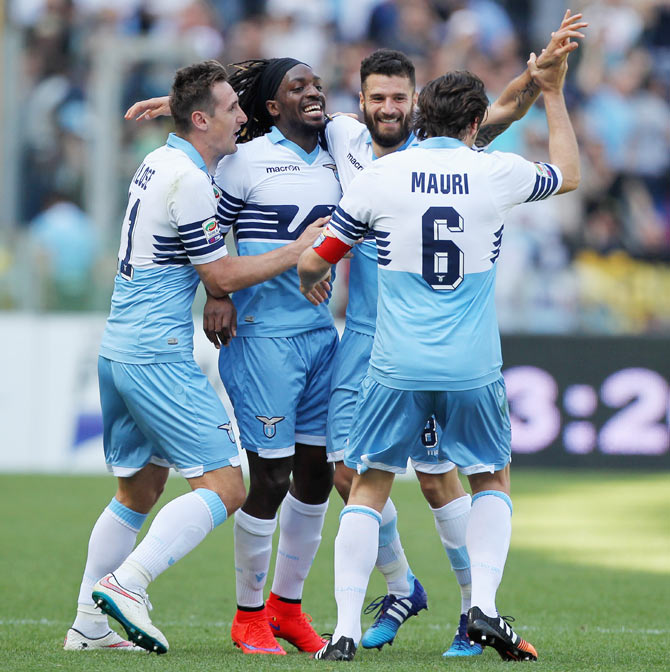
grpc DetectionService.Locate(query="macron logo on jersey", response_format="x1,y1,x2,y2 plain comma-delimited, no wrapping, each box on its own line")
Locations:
266,165,301,173
347,152,364,171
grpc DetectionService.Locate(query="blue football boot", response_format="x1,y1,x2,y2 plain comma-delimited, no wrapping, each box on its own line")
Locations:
442,613,483,657
360,578,428,649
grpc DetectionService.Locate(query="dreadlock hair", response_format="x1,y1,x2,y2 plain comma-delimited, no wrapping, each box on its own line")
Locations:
227,57,305,143
169,60,228,134
413,71,489,142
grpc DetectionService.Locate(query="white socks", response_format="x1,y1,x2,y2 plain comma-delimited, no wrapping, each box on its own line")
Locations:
234,509,277,608
467,491,512,618
431,494,472,614
271,492,329,600
333,506,381,644
375,499,413,597
72,498,147,637
114,489,226,593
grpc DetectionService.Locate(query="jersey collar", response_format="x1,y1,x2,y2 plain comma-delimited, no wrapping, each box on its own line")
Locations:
166,133,209,174
418,136,468,150
268,125,320,165
367,132,416,160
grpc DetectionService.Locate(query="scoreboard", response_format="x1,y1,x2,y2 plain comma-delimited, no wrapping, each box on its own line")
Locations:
502,336,670,468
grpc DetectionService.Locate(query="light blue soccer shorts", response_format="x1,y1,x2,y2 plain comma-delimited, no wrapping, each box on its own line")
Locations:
218,327,339,457
98,356,240,478
327,327,455,474
345,375,511,476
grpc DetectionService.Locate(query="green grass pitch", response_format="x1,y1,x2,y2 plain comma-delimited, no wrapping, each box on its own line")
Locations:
1,470,668,671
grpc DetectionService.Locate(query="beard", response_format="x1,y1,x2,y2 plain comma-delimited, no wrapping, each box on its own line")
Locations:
363,108,412,148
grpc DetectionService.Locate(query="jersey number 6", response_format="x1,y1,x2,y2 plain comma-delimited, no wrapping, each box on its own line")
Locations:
421,206,464,290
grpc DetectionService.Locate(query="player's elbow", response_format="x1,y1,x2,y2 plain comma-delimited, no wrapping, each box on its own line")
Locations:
558,166,580,194
201,257,247,295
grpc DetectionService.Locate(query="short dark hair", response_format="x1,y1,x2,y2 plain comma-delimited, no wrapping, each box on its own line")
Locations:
414,71,489,141
360,49,415,90
169,60,228,134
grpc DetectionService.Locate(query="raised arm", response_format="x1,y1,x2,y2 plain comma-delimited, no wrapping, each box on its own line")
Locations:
476,9,587,148
544,74,580,194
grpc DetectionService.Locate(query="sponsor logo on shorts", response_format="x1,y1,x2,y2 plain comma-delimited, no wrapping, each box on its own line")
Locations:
255,416,285,439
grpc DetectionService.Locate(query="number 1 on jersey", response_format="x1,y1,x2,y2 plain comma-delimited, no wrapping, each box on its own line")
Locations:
120,198,140,280
421,206,464,290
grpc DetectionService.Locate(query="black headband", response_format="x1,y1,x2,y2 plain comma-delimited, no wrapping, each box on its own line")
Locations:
257,57,306,105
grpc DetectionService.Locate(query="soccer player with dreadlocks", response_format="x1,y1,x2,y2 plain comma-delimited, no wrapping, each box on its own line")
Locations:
126,57,340,656
207,57,341,656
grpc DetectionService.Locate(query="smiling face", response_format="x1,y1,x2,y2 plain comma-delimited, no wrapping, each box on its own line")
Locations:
266,63,327,135
360,73,417,149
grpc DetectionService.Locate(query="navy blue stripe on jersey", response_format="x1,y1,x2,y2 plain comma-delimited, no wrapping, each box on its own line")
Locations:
237,210,277,222
182,237,226,254
177,219,213,235
152,233,185,260
235,204,302,241
489,224,504,264
376,230,392,266
174,217,227,261
154,254,190,265
525,163,559,202
218,187,244,207
330,206,367,244
217,188,245,227
154,242,184,252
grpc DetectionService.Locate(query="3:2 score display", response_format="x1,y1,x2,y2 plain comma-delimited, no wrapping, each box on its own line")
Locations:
504,366,670,456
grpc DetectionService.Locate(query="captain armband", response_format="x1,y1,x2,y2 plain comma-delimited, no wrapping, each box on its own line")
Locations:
313,229,352,264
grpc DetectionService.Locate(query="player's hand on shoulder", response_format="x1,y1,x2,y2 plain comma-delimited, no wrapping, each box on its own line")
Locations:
295,216,331,250
203,294,237,349
125,96,171,121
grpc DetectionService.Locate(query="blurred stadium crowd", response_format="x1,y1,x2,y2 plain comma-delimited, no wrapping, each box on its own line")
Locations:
4,0,670,333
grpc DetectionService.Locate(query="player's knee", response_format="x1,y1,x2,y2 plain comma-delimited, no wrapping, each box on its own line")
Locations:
333,464,353,503
219,481,246,516
151,478,167,503
293,459,333,503
249,470,291,511
419,480,447,508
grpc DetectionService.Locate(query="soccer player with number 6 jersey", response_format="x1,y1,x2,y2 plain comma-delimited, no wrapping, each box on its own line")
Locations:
319,10,586,657
300,30,582,662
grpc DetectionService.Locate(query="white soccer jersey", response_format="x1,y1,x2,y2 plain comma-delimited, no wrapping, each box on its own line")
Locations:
326,136,563,390
325,115,416,335
214,126,342,337
100,133,228,363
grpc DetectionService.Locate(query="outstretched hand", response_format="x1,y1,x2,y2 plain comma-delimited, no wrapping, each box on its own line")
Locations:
125,96,171,122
